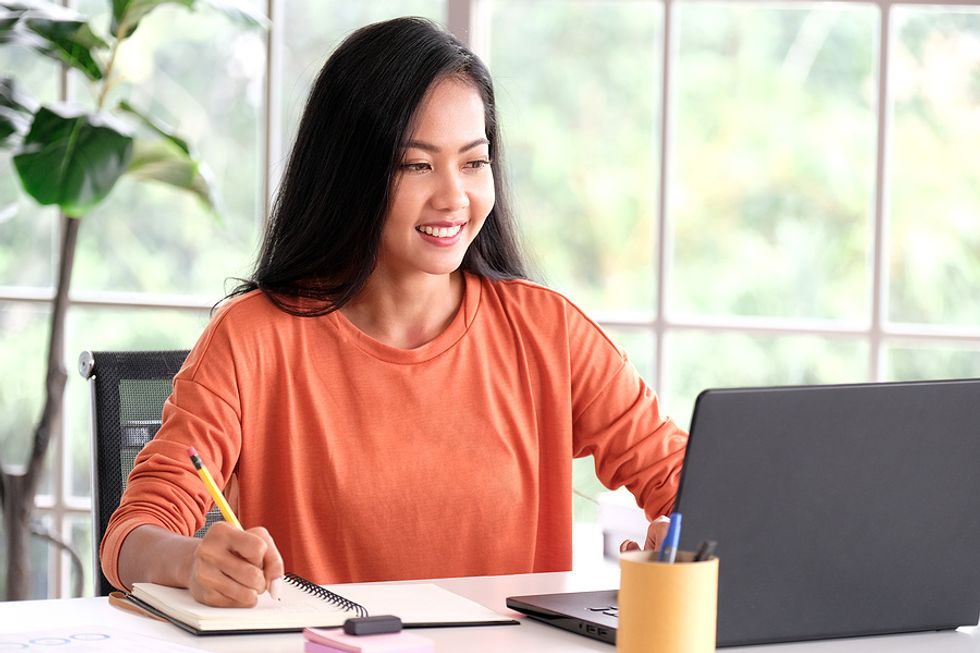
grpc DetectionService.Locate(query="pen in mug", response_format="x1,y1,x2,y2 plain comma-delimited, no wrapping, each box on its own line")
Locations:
187,447,281,601
694,539,717,562
658,512,683,563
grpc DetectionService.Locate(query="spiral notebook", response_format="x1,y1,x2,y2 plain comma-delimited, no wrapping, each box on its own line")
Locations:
126,573,518,635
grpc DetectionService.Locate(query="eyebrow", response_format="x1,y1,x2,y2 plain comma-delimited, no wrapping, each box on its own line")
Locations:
403,138,490,154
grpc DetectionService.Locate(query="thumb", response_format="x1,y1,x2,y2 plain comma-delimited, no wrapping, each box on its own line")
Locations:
645,515,672,551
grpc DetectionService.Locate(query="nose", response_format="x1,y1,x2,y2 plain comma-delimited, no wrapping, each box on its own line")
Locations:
431,169,469,212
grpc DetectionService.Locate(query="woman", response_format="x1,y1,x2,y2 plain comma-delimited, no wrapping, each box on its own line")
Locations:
101,16,687,608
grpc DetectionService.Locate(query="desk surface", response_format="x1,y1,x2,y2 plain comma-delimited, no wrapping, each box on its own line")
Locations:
2,570,978,652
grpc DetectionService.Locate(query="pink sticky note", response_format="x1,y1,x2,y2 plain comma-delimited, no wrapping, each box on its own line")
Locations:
303,627,435,653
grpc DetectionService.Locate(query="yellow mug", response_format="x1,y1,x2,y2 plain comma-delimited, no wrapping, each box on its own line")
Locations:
617,550,719,653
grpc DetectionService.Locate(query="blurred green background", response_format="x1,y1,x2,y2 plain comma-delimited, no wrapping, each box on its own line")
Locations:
1,0,978,598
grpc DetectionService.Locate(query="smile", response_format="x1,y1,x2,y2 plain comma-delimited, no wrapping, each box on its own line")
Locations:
415,224,463,238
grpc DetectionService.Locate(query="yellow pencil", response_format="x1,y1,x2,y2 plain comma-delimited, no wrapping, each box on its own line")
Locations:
187,447,242,528
187,446,281,601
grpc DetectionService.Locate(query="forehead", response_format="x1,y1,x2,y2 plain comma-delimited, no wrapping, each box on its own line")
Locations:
406,77,487,143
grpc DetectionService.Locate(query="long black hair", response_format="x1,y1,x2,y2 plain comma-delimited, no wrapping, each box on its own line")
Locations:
226,16,529,316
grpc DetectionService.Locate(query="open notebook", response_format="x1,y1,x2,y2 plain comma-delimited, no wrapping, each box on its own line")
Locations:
127,573,518,635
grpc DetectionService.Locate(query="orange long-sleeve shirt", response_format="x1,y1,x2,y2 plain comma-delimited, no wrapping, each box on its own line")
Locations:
101,273,687,590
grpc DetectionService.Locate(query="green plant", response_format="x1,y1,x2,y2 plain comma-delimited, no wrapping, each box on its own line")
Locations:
0,0,264,600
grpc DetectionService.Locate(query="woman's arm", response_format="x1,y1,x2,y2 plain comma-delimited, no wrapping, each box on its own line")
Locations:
117,524,199,590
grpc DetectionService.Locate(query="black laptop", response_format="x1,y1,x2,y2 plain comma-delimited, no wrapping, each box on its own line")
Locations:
508,379,980,646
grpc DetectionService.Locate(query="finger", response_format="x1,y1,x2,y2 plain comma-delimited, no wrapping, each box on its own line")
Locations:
226,529,269,568
190,555,262,608
214,550,268,593
645,515,672,551
250,527,285,600
620,539,641,554
197,526,266,593
192,573,260,608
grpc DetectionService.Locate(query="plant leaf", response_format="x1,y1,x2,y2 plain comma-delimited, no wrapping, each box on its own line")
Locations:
0,77,39,113
110,0,265,40
23,17,108,80
0,1,31,28
12,104,133,217
117,100,189,154
126,137,218,215
0,105,28,146
0,78,38,147
200,0,268,30
111,0,193,40
0,2,108,80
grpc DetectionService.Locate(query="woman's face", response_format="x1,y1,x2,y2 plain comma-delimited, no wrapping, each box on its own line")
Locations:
377,77,494,280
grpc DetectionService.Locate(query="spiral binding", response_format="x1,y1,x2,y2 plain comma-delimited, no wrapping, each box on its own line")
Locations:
284,573,369,618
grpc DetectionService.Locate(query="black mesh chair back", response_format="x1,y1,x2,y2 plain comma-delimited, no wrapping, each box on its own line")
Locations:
79,350,223,596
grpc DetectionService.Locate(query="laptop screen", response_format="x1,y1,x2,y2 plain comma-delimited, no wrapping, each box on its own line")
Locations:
675,379,980,646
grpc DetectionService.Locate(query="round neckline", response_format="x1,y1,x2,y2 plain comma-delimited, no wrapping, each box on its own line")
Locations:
330,272,482,364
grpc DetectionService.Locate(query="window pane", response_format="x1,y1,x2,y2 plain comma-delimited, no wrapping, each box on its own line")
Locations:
0,303,48,464
664,331,867,430
66,515,94,598
889,8,980,326
70,2,263,297
0,302,56,497
0,512,55,600
491,1,661,315
671,3,876,321
885,342,980,381
66,307,210,499
0,46,60,289
280,1,445,164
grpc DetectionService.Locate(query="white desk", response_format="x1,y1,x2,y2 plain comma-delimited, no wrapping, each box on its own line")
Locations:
1,570,978,652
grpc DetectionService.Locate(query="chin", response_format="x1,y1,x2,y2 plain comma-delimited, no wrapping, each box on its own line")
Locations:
415,249,470,276
421,261,466,277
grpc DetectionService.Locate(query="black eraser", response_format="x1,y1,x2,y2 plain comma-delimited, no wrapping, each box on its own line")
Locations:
343,615,403,635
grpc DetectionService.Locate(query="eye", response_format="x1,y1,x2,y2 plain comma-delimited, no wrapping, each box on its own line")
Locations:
399,162,431,172
464,159,492,170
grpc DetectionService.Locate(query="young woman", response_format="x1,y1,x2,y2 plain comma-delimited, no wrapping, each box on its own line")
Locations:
101,17,687,608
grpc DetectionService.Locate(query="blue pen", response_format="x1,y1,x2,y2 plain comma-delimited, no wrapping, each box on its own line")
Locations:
658,512,683,563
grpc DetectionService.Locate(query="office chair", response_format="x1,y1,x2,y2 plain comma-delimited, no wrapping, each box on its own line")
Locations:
79,349,223,596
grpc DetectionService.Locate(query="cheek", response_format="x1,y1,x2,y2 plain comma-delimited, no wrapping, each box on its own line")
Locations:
472,178,495,221
385,187,422,228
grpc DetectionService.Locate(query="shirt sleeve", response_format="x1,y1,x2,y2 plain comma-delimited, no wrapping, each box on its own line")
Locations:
567,302,688,521
99,313,243,591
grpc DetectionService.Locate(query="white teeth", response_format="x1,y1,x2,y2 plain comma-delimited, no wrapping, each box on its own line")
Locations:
417,224,462,238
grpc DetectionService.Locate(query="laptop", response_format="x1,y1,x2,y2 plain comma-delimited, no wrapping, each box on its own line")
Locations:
508,379,980,646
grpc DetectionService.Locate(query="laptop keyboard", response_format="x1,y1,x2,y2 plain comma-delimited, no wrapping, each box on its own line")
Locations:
587,605,619,619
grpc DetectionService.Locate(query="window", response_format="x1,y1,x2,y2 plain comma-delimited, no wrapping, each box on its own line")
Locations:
2,0,977,597
487,0,980,522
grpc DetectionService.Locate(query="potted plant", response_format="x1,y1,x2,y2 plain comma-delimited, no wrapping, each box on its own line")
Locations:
0,0,264,600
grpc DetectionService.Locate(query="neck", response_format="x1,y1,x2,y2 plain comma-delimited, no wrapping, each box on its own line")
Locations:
340,270,465,349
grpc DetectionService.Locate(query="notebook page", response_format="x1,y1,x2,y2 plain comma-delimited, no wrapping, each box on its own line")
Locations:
321,583,512,625
131,581,352,631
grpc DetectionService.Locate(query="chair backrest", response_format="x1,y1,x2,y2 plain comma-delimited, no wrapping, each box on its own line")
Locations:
79,349,222,596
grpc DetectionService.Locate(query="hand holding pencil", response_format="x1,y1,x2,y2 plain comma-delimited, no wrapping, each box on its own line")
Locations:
186,447,285,608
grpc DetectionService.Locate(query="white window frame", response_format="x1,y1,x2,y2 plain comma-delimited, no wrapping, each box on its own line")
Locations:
4,0,978,598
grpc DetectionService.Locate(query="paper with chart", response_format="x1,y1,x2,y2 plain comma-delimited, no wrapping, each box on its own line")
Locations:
0,626,206,652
